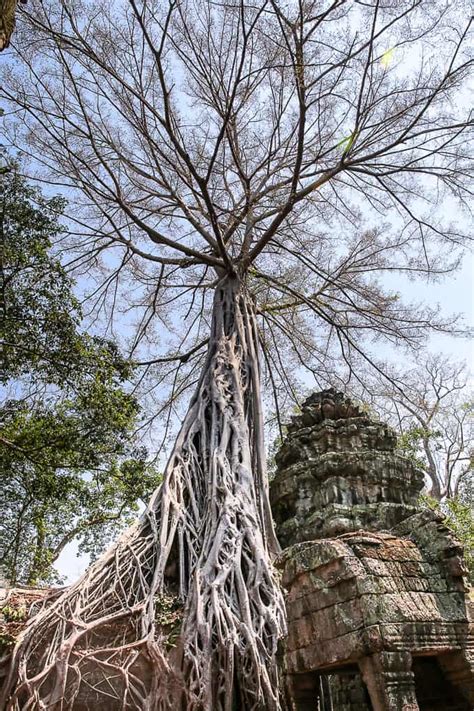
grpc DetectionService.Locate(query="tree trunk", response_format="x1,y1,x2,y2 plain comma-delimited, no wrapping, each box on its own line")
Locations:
2,276,287,710
0,0,18,51
423,436,442,500
26,511,47,586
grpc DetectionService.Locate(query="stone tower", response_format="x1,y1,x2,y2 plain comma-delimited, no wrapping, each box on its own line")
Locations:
271,389,473,711
271,389,425,546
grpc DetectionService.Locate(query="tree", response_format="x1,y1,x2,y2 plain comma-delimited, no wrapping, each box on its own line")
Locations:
0,165,161,586
359,354,473,582
367,354,473,500
0,1,472,709
0,0,24,51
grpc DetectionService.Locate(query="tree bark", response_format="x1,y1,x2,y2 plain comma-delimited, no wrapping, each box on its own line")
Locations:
2,276,287,710
26,510,47,586
0,0,18,51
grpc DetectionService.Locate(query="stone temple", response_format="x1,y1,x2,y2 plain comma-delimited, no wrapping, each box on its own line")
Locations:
1,390,473,710
270,389,473,711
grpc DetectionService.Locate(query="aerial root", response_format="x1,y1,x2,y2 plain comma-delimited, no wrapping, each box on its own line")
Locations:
2,278,287,710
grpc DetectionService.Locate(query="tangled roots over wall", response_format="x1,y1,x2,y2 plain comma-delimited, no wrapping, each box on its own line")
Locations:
2,277,287,711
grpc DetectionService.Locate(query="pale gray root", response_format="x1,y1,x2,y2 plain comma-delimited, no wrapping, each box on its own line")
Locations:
1,277,287,711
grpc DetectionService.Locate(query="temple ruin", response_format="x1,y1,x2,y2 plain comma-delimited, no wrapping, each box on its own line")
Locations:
271,389,473,710
1,390,473,709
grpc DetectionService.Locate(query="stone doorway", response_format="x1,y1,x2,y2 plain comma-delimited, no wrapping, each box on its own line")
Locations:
322,669,373,711
290,656,473,711
290,667,374,711
413,656,471,711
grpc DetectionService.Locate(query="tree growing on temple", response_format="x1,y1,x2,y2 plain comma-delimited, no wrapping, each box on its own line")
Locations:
0,1,472,708
0,165,160,586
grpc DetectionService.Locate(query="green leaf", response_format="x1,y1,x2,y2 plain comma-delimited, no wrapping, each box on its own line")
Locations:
0,164,161,585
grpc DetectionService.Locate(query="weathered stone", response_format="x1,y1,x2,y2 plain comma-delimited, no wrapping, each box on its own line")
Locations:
2,390,472,710
271,390,425,547
359,651,419,710
272,389,473,711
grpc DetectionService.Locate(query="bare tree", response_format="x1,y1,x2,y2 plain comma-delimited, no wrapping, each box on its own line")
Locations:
1,0,473,708
367,354,473,500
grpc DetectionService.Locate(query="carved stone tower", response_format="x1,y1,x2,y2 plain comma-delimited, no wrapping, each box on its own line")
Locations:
271,389,424,546
271,390,473,711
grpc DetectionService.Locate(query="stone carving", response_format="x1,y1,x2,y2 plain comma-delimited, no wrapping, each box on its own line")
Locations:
271,389,425,546
271,389,473,711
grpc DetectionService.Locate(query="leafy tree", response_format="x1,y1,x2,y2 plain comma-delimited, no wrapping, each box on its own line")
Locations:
0,166,160,586
1,1,472,709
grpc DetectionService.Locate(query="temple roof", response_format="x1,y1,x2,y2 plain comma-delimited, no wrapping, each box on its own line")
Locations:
271,390,425,545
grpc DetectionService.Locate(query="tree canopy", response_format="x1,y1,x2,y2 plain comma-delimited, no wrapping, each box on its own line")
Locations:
0,166,161,585
359,354,473,500
1,0,472,435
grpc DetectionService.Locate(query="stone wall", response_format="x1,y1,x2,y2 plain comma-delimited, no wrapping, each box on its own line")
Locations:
271,390,473,711
271,390,425,547
278,532,471,678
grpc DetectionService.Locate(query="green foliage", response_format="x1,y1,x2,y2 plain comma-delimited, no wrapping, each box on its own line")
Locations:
337,129,358,156
0,605,27,623
0,632,15,655
154,593,183,650
1,167,134,386
396,425,435,471
0,166,161,585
